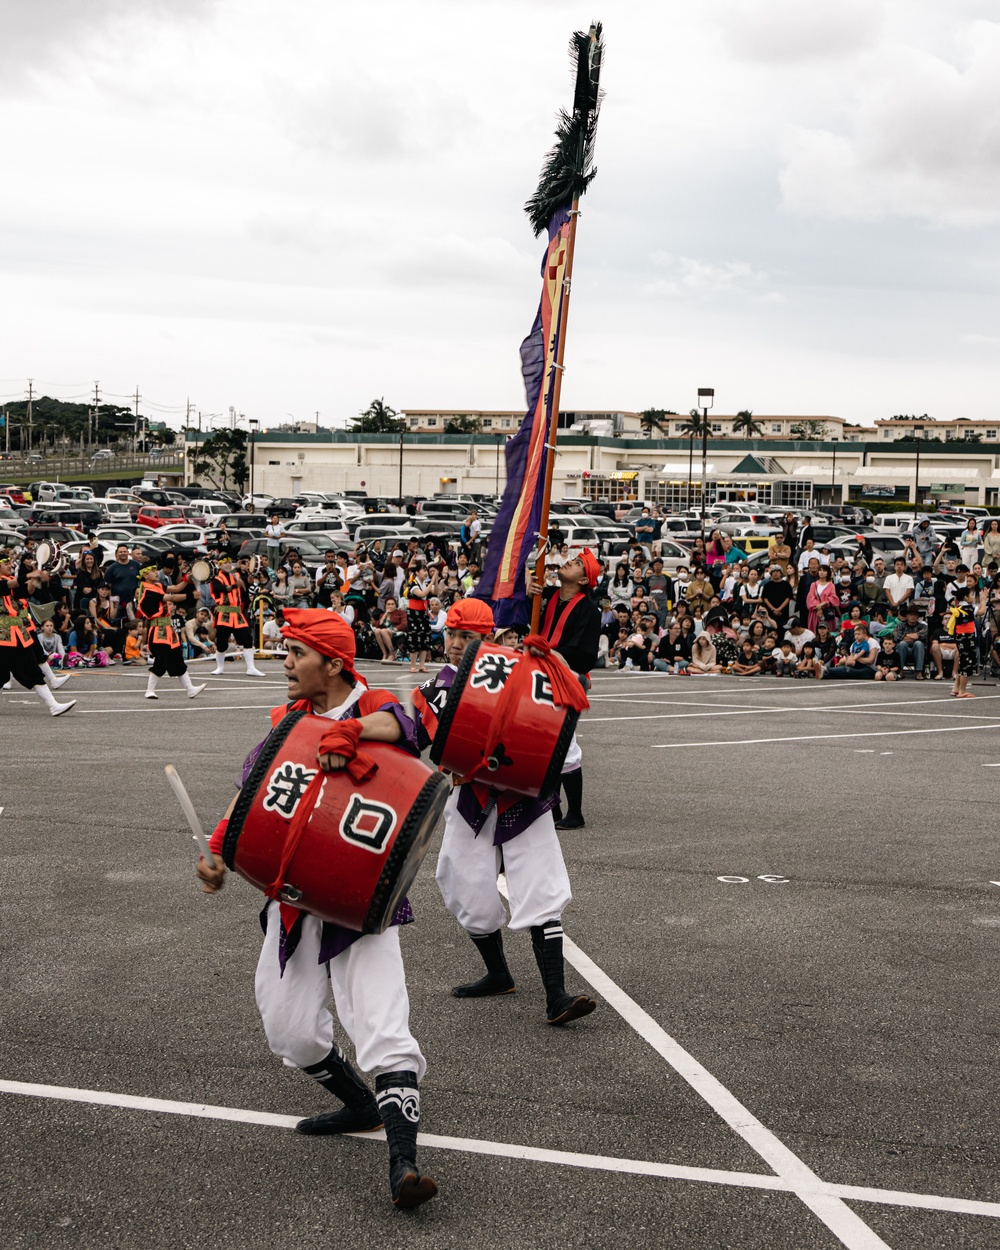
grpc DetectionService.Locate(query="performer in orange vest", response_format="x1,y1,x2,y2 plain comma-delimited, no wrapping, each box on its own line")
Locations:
136,565,206,700
412,597,596,1026
196,609,437,1210
0,548,75,716
210,556,264,676
526,548,602,828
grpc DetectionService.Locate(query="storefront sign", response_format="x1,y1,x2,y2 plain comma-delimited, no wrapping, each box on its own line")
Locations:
610,470,639,481
860,483,895,498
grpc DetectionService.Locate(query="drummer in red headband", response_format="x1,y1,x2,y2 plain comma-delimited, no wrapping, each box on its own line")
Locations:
526,546,603,829
196,607,438,1210
412,598,596,1026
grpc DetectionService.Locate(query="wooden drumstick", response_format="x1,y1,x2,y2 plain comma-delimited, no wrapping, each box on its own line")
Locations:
164,764,215,864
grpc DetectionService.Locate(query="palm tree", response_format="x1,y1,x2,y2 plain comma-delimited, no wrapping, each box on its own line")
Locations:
639,407,676,438
351,397,404,434
680,409,709,511
732,409,763,437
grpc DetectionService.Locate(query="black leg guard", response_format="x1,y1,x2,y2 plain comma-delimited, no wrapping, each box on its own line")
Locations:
295,1047,383,1135
530,921,597,1026
556,769,585,829
451,929,516,998
375,1071,438,1210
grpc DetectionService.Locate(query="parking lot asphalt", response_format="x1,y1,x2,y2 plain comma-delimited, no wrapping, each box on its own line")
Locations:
1,659,999,1249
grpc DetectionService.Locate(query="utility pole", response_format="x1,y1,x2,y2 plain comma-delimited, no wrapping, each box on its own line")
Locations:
91,381,101,451
133,385,142,452
26,378,34,454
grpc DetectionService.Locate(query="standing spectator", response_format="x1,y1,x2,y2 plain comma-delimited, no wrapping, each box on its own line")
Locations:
103,545,140,612
948,583,980,697
910,518,939,565
882,557,915,614
460,509,482,562
403,560,432,673
806,565,839,634
770,532,792,574
264,514,286,564
857,566,884,614
798,515,815,552
761,565,793,632
286,560,313,606
981,519,1000,565
634,507,656,555
959,518,982,566
781,512,799,551
892,604,928,678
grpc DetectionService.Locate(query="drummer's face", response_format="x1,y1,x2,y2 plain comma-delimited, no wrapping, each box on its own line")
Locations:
444,628,478,666
283,639,344,703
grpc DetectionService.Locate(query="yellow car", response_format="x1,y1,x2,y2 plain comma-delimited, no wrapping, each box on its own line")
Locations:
738,535,775,554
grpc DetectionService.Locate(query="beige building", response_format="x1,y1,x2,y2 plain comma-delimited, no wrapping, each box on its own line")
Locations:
200,429,1000,510
874,417,1000,443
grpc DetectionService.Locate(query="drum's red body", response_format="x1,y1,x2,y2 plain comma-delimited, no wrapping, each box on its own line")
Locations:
223,710,448,932
430,639,579,801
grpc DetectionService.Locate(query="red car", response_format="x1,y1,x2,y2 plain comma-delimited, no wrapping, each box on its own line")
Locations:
136,505,187,529
0,484,27,505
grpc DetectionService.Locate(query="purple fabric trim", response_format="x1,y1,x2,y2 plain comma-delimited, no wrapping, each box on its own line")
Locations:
382,700,420,757
240,738,266,789
455,783,554,847
415,666,454,751
260,899,414,973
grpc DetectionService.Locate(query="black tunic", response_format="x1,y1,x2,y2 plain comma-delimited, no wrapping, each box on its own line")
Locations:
540,588,601,675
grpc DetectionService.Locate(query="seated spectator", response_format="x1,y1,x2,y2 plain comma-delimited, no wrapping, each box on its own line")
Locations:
262,608,285,650
123,624,144,665
772,638,797,677
184,607,217,656
652,622,691,673
36,618,66,669
795,642,823,680
689,635,722,674
820,621,879,679
813,622,838,665
892,603,928,678
874,636,903,682
785,618,816,655
732,639,762,676
287,560,313,607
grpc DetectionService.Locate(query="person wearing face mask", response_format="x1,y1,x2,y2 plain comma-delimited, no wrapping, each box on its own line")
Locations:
857,568,883,613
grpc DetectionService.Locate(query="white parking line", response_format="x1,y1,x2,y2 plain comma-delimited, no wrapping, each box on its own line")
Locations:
651,724,1000,749
1,1082,996,1225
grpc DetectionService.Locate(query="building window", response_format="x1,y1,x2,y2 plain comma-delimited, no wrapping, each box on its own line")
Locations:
427,418,437,428
409,417,419,426
771,423,782,433
986,429,997,439
482,418,492,428
711,423,722,433
501,418,511,429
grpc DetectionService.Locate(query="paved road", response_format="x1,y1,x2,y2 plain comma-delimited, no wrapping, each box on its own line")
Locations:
1,662,998,1248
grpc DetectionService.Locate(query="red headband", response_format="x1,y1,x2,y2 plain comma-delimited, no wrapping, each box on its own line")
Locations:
280,608,362,684
446,598,494,635
578,547,601,586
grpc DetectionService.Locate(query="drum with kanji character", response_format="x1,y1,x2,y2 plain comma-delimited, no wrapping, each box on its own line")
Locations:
223,709,449,931
430,638,579,801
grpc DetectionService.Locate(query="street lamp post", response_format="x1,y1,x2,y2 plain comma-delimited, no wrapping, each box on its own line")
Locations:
248,418,259,500
831,438,839,503
697,388,714,541
398,424,404,502
495,433,504,494
913,426,924,508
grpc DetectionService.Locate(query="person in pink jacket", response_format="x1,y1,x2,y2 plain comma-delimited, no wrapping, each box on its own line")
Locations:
806,564,840,634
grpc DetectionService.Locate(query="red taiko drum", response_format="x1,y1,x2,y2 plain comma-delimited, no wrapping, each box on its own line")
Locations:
223,709,449,931
430,639,579,801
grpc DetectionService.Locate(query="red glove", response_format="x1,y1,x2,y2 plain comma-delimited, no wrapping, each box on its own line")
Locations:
207,818,228,857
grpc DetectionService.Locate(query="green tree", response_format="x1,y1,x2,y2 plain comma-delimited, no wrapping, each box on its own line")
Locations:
351,397,404,433
2,396,134,451
732,409,763,437
789,420,829,440
444,414,481,434
639,408,677,437
188,428,247,490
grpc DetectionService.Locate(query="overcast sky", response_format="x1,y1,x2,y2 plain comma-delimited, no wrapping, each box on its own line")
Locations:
2,0,999,431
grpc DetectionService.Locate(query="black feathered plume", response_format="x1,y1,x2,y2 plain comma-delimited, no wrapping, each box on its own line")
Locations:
524,22,605,237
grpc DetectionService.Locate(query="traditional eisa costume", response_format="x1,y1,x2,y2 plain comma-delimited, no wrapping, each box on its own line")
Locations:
205,609,437,1209
412,598,596,1026
210,557,264,676
0,550,75,715
136,566,205,700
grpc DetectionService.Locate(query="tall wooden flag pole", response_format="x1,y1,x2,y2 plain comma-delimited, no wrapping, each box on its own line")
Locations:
474,23,604,631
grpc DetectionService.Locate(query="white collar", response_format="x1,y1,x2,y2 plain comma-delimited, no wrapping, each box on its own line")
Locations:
315,684,364,720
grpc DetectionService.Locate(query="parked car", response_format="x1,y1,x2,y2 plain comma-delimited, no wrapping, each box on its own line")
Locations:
283,518,352,545
90,497,134,522
237,536,326,566
241,493,277,511
0,508,26,529
353,521,422,544
218,512,270,532
259,497,302,519
25,524,81,545
185,499,232,520
136,506,188,529
155,524,211,549
89,449,116,462
95,525,154,544
0,485,29,505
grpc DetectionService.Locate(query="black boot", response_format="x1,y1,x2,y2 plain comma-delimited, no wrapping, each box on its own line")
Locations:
296,1047,383,1135
530,921,596,1026
452,929,516,998
375,1071,438,1209
556,769,585,829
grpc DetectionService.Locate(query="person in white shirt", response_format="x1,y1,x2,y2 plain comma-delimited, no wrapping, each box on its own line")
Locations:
784,620,816,655
881,557,915,612
797,540,829,571
264,515,286,561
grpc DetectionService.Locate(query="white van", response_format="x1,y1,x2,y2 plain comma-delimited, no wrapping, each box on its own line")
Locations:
873,512,929,534
91,497,133,521
186,499,231,520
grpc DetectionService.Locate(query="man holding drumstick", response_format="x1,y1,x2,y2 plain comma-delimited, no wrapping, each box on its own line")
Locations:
196,608,437,1210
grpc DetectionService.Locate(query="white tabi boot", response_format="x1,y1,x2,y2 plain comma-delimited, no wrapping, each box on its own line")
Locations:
243,648,265,676
34,684,76,716
211,652,226,675
180,672,206,699
41,661,71,691
145,673,159,699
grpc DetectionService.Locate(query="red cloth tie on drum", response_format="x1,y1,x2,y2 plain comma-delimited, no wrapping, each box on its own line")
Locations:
462,635,588,787
264,718,379,933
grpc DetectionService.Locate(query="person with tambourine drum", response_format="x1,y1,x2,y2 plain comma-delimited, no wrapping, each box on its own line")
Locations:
136,565,206,700
0,548,75,716
208,555,264,676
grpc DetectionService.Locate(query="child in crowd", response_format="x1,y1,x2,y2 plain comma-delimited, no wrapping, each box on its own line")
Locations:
772,638,797,677
874,636,902,681
795,641,822,680
123,625,144,666
732,639,762,676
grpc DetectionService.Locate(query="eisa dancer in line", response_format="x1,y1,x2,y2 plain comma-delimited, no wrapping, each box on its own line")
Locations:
135,565,206,700
526,548,602,829
196,609,437,1210
412,598,596,1026
0,549,75,716
210,556,265,676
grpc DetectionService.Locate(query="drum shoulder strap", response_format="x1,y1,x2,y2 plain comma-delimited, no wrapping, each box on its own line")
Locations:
543,592,585,649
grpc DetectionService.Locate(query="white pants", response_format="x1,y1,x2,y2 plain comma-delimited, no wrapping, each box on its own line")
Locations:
254,900,426,1081
435,790,572,935
562,730,582,773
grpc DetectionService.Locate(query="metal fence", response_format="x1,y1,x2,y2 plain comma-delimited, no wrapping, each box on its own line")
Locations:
1,452,183,482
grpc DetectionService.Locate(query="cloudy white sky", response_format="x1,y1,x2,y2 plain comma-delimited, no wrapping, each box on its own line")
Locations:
2,0,999,431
